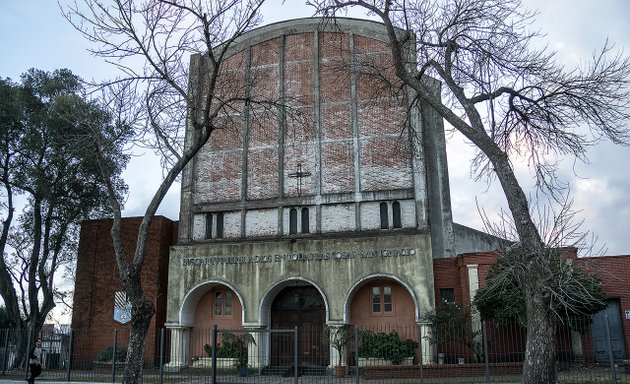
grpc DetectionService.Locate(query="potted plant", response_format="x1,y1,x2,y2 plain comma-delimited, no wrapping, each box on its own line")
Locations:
223,333,255,376
322,324,354,377
201,333,256,375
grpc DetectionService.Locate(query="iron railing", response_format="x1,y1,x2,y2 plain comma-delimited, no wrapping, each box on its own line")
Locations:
1,317,629,384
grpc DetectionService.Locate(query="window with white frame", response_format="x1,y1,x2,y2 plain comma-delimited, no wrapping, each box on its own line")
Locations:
371,285,393,316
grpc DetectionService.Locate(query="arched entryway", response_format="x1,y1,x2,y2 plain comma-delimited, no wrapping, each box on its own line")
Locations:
271,286,327,366
350,278,417,339
189,284,243,359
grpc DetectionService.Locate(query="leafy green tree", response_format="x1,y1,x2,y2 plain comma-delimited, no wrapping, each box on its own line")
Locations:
0,306,13,328
424,301,483,362
474,248,607,327
0,69,127,366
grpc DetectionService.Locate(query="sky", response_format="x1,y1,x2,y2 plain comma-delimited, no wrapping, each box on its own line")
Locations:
0,0,629,262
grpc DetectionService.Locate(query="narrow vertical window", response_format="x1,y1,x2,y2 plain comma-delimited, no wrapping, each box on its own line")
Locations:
372,287,381,313
205,213,213,239
289,208,298,234
392,201,401,228
216,212,224,238
215,292,223,316
301,208,310,234
380,202,389,229
383,286,392,312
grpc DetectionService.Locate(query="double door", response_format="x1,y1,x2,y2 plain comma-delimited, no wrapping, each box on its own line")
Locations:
270,287,328,366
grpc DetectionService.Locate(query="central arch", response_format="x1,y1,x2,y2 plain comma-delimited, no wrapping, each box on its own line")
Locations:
271,286,327,366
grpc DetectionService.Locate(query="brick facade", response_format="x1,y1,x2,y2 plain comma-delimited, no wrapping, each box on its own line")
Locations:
73,218,630,366
71,216,176,365
434,249,630,361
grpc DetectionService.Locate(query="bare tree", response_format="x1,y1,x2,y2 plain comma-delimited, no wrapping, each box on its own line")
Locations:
307,0,630,382
62,1,304,383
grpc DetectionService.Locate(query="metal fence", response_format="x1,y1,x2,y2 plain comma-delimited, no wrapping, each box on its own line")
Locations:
1,318,629,384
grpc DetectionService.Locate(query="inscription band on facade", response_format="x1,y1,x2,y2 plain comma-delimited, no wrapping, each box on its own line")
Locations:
182,248,417,266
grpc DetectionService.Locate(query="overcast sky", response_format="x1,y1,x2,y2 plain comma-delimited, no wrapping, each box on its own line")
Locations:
0,0,629,256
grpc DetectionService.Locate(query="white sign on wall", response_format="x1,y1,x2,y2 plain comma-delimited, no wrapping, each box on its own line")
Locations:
114,291,131,324
625,310,630,320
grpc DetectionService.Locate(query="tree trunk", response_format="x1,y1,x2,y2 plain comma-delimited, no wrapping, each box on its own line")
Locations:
491,154,558,384
522,284,557,384
123,297,154,384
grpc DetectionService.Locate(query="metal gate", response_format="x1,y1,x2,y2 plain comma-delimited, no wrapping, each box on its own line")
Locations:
208,326,300,384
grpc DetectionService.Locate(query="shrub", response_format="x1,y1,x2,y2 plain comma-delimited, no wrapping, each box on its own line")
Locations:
358,330,416,365
203,333,255,368
95,346,127,362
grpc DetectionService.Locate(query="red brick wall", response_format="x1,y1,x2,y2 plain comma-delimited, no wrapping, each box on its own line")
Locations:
71,216,176,366
576,255,630,358
192,30,415,207
434,251,630,361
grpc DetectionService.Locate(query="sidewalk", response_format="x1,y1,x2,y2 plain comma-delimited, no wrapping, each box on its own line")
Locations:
0,381,107,384
0,379,103,384
0,381,114,384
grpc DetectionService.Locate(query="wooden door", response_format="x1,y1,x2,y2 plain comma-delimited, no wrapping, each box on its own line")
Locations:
271,286,327,366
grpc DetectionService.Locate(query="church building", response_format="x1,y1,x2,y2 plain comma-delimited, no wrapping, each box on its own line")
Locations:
163,17,502,369
71,18,629,370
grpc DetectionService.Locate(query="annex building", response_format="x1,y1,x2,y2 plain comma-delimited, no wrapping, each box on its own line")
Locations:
71,18,630,369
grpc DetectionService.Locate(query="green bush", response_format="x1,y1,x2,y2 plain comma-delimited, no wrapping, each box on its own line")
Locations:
95,346,127,362
203,333,255,368
358,330,416,365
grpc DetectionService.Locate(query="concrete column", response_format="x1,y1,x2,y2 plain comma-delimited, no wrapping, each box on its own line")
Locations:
466,264,482,362
418,322,434,364
164,324,190,372
243,326,265,368
326,324,347,368
571,330,584,362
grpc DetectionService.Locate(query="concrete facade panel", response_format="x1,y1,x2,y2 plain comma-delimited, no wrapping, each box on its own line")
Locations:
321,203,355,232
245,209,278,237
167,233,435,326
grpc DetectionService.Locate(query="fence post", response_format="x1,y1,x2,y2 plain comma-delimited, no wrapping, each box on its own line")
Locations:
293,326,298,384
418,324,424,384
482,321,489,384
65,329,74,382
355,326,360,384
112,329,118,383
605,315,618,384
211,325,217,384
159,328,165,384
2,330,8,375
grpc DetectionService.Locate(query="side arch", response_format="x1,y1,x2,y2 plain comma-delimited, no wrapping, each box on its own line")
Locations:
345,273,422,323
179,279,245,327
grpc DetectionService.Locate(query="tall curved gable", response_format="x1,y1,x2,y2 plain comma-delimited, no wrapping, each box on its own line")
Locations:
178,17,456,257
190,18,413,204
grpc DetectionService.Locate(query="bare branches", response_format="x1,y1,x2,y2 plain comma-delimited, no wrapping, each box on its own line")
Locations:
307,3,629,381
310,0,630,195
